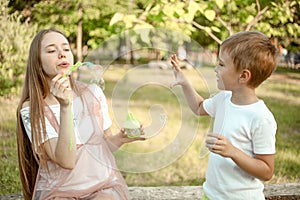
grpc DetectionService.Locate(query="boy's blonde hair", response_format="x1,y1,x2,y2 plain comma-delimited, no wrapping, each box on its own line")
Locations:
221,31,279,88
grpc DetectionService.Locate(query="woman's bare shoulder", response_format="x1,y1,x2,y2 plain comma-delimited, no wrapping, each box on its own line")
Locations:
22,101,30,109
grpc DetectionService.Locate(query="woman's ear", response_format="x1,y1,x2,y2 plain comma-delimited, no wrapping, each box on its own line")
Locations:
239,69,251,84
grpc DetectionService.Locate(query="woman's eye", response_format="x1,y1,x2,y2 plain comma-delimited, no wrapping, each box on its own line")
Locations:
47,50,56,53
64,48,70,51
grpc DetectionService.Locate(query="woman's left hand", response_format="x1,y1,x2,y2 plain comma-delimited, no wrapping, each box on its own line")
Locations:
104,125,146,152
118,125,146,144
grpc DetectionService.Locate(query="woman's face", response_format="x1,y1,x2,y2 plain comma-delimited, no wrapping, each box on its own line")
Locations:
40,32,74,79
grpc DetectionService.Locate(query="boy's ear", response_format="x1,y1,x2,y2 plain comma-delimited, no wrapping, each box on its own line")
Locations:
239,69,251,84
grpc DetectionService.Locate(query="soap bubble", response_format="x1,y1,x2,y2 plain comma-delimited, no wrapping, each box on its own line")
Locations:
82,28,217,173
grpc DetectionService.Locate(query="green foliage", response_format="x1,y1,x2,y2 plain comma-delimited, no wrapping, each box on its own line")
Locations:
84,0,131,49
3,0,299,95
0,0,37,96
106,1,185,46
258,0,300,49
109,0,300,50
30,0,80,41
28,0,132,49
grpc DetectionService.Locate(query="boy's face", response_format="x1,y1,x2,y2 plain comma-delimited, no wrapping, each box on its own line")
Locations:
40,32,74,79
215,49,241,90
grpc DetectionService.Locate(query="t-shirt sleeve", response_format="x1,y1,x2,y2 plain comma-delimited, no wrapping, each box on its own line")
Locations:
203,91,227,117
92,84,112,130
252,114,277,154
203,98,215,117
20,107,58,145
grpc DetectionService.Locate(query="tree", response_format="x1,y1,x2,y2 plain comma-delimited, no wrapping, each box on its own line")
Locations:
4,0,134,95
0,0,37,96
15,0,132,61
110,0,300,50
256,0,300,51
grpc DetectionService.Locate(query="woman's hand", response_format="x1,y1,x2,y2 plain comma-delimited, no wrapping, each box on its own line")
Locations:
170,54,189,88
206,132,237,158
104,125,146,152
44,72,76,169
50,72,72,106
122,124,146,143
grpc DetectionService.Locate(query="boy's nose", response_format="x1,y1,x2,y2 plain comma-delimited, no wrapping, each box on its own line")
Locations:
214,66,218,72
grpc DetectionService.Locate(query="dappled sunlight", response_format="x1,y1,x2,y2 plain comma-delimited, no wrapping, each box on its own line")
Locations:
258,80,300,106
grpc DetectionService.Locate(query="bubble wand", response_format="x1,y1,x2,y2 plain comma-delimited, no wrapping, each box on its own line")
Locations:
62,61,82,78
63,61,82,150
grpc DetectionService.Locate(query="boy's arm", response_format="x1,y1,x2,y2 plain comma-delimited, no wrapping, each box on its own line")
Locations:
206,133,274,181
170,54,208,116
181,80,207,116
232,150,274,181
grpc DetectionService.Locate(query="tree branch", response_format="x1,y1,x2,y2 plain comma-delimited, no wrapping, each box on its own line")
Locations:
246,0,269,31
172,18,222,44
214,3,234,36
191,20,223,44
256,0,261,11
216,15,234,35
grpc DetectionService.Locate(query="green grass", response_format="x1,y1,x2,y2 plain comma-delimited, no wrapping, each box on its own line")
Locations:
256,75,300,183
0,66,299,194
0,96,22,194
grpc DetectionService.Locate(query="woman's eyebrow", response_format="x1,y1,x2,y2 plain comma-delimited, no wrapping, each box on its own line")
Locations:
44,43,69,48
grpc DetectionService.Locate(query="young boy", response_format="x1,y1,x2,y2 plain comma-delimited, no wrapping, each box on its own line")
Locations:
170,31,279,199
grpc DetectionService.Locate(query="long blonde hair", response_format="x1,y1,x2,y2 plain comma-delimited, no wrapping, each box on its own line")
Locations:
16,28,77,200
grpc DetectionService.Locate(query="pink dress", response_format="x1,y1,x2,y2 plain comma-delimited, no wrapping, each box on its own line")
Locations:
30,84,129,199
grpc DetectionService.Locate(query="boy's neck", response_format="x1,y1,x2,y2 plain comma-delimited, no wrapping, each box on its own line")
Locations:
230,87,259,105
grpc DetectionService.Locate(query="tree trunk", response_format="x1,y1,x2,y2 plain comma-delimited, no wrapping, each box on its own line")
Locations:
76,3,83,62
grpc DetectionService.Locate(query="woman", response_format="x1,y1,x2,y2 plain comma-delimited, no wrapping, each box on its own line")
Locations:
16,28,144,200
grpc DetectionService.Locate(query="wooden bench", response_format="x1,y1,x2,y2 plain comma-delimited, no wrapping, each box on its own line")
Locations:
1,183,299,200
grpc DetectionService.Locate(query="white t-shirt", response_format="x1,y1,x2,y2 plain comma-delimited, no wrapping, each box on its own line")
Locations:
20,84,112,145
203,91,277,200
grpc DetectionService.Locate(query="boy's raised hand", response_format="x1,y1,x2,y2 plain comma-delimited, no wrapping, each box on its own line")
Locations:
170,54,188,88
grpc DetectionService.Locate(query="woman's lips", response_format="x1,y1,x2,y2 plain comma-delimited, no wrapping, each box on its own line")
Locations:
58,62,70,68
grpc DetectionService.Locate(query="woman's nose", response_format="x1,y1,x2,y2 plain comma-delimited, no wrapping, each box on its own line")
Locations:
58,49,66,58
